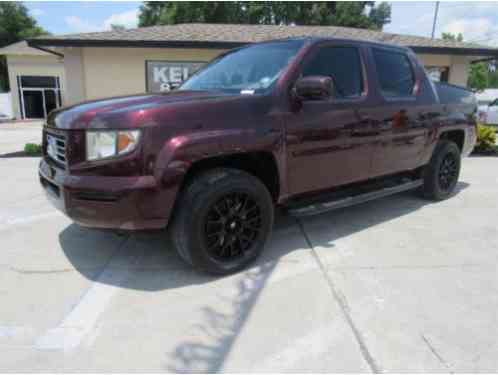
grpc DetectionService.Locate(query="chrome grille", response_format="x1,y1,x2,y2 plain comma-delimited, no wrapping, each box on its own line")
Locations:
46,131,67,166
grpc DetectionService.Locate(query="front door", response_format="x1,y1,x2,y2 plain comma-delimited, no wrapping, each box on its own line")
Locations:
285,44,377,196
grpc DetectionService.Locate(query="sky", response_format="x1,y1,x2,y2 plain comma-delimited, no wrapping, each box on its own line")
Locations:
24,1,498,46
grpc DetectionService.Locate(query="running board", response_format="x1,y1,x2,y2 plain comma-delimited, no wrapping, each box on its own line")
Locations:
287,179,423,217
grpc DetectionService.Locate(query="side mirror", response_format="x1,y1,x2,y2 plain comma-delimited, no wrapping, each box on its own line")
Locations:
294,75,333,101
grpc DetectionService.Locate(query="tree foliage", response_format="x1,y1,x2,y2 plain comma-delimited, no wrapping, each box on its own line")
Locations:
138,1,391,30
111,24,127,31
441,32,463,42
468,62,489,91
0,2,48,91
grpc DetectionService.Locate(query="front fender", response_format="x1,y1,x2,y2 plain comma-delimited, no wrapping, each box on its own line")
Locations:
154,129,254,188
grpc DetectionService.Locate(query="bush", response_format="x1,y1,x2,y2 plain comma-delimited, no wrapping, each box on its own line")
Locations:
24,143,42,155
474,124,497,154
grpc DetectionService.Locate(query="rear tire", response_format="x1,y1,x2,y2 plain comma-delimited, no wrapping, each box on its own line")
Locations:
421,140,461,201
170,168,274,275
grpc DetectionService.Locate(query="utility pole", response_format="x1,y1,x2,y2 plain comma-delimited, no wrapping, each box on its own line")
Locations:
431,1,440,39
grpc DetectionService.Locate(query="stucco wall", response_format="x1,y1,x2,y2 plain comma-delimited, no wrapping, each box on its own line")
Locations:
449,55,471,86
73,47,227,102
64,48,86,106
6,54,65,119
417,53,471,86
417,53,453,67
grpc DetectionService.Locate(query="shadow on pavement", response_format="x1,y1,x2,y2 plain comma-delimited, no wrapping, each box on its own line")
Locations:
0,151,40,158
58,182,469,372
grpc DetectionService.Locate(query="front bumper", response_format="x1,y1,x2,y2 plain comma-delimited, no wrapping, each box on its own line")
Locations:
39,158,173,230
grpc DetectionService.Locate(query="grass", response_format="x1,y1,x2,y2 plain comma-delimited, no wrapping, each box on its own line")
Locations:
23,143,42,156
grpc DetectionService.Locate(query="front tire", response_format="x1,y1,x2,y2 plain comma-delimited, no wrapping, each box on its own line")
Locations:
170,168,274,275
421,140,461,200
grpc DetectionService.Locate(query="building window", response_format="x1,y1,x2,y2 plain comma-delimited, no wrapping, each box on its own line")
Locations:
17,75,62,119
425,66,450,83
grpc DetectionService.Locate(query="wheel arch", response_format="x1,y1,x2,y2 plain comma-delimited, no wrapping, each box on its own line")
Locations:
439,129,465,152
180,151,281,202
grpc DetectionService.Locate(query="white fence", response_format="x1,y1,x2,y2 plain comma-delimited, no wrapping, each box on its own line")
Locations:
0,92,13,120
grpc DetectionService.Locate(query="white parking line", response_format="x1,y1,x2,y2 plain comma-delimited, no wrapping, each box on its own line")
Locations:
35,237,141,351
1,211,62,228
0,325,33,339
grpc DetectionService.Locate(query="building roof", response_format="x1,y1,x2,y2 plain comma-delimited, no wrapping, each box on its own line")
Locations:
0,41,52,56
28,23,498,56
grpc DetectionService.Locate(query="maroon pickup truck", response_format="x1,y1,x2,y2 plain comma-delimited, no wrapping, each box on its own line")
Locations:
39,37,477,274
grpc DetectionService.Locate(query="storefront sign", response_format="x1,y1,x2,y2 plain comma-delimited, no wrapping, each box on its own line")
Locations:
146,61,205,92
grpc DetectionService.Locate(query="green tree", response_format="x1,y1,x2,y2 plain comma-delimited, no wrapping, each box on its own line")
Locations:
138,1,391,30
0,2,48,91
441,32,463,42
468,62,489,91
368,2,391,30
111,24,127,31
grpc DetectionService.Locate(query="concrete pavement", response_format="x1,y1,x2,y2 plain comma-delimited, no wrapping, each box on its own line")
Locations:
0,121,43,155
0,125,497,372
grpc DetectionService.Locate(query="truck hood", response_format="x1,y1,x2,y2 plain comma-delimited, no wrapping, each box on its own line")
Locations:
46,90,242,130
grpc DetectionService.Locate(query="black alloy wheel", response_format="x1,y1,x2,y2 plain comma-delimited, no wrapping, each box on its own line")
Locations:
204,192,262,262
170,168,274,275
421,139,461,201
438,153,459,191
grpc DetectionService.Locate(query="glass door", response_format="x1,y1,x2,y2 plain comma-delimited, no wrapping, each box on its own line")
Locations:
22,89,45,119
44,89,58,116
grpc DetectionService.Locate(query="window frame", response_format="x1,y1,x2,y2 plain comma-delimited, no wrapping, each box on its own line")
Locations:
371,46,417,101
295,42,369,103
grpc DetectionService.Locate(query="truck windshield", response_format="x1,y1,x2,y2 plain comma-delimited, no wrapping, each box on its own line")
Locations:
179,40,305,94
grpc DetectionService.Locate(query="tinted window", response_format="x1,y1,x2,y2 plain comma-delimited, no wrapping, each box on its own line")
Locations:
302,47,364,98
373,49,415,97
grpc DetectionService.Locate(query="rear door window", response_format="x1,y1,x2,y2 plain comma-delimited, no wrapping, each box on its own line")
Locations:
373,49,415,97
302,46,364,99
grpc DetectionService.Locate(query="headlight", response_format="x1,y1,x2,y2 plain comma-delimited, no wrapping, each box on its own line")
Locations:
86,130,141,161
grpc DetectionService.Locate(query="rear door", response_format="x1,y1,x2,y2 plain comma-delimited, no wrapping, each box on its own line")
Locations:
368,47,431,177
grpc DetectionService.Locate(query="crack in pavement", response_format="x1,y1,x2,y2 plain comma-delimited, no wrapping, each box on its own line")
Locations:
8,267,85,275
421,334,453,373
296,218,381,373
326,264,488,271
7,265,190,275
